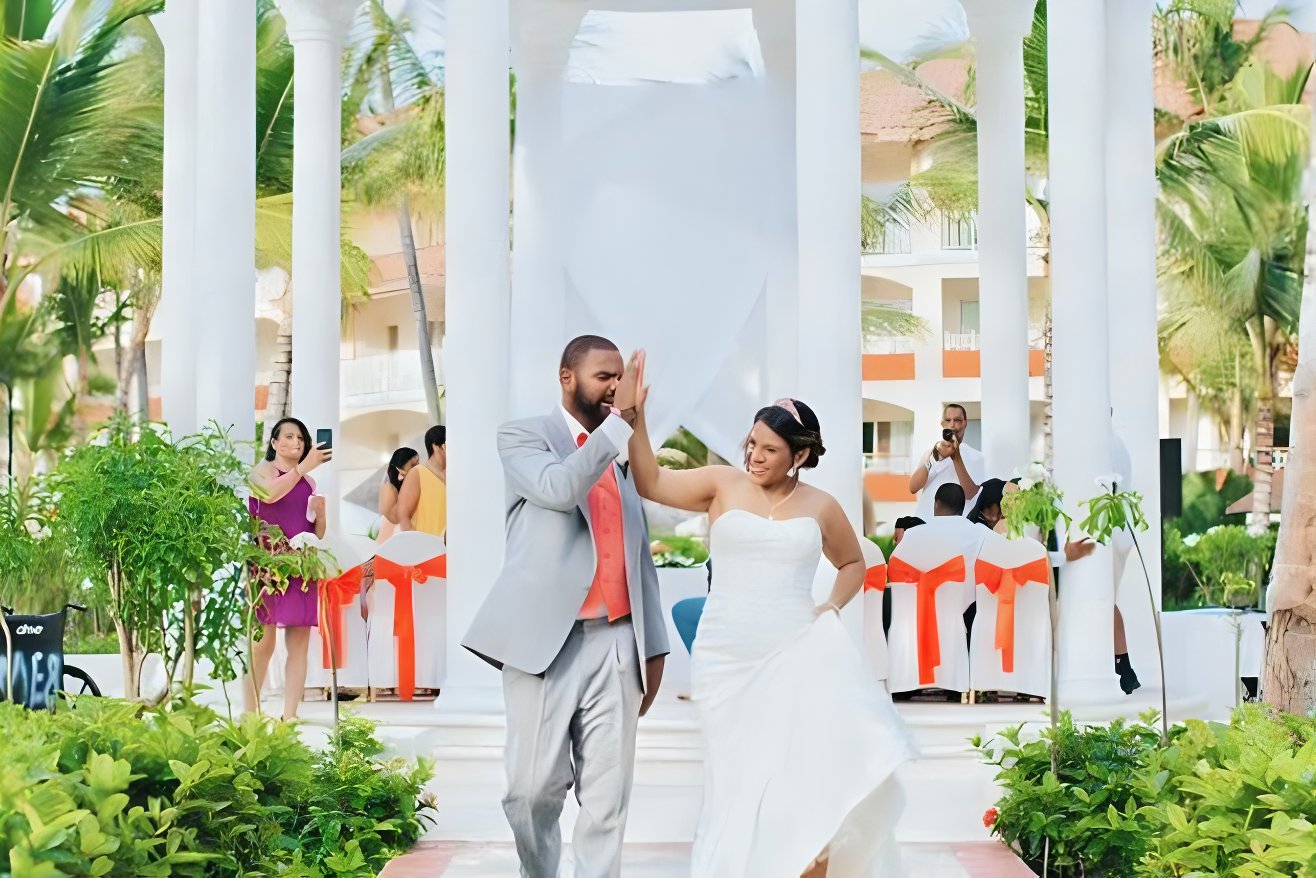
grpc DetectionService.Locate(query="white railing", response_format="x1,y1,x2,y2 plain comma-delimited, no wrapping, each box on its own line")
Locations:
863,336,916,355
864,453,912,474
862,220,912,255
943,330,979,351
341,351,439,409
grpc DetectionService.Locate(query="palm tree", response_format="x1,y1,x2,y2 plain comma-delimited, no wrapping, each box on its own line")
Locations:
1260,83,1316,714
341,0,445,423
1157,61,1310,532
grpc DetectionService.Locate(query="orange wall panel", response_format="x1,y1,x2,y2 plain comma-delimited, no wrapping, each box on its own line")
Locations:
864,471,916,503
862,353,916,381
942,349,981,378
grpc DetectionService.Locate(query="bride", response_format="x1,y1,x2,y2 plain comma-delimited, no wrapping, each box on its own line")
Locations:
622,352,915,877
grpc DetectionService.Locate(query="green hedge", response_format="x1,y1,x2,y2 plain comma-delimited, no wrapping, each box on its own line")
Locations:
978,707,1316,877
0,698,435,876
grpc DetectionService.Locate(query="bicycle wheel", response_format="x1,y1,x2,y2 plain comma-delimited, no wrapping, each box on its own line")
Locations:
61,665,101,698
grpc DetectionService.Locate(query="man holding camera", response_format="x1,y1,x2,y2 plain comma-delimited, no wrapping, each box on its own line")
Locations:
907,403,984,519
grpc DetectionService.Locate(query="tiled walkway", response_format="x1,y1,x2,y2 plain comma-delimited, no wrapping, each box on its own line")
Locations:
380,840,1035,877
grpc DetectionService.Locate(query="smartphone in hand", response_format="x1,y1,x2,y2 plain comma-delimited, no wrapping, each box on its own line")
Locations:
316,428,333,450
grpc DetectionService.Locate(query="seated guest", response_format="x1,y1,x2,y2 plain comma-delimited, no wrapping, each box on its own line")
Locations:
893,515,924,547
926,483,990,658
967,478,1006,531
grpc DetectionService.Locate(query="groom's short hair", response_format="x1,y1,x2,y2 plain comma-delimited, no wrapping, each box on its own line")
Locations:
560,335,619,372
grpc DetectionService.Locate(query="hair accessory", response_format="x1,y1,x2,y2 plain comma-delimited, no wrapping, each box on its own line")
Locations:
774,398,803,425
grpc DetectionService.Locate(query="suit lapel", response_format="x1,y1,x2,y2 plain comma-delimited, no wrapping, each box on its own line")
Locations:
543,409,593,526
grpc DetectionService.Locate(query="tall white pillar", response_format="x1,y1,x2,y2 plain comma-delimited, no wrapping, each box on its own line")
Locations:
1048,2,1123,702
1106,0,1162,603
193,0,257,443
277,0,361,524
754,2,800,401
795,0,862,525
444,0,512,693
507,5,583,417
962,0,1033,477
155,4,200,438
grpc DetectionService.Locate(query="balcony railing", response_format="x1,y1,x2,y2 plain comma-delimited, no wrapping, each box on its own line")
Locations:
941,213,978,250
863,335,916,355
342,350,440,409
943,330,979,351
864,453,912,474
862,220,912,255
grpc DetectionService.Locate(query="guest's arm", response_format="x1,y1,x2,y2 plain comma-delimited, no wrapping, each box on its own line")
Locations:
379,483,401,525
949,438,980,499
908,448,934,494
307,476,327,539
397,468,421,531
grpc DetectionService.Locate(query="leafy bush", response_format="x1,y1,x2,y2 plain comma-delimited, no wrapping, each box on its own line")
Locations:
980,707,1316,877
1168,470,1251,537
976,711,1166,877
1137,707,1316,877
649,535,709,568
868,534,895,562
0,697,434,876
1178,525,1275,609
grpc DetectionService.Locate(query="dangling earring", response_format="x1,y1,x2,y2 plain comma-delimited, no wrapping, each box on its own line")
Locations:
787,466,798,479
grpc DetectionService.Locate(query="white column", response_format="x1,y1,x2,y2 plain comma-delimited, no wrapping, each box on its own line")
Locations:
754,2,800,400
155,4,200,438
1048,2,1123,702
910,274,947,454
962,0,1033,477
277,0,361,525
193,0,257,442
796,0,862,525
444,0,512,693
1106,0,1162,603
507,6,582,417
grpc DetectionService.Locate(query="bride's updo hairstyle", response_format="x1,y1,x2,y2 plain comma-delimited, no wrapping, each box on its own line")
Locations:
747,398,827,469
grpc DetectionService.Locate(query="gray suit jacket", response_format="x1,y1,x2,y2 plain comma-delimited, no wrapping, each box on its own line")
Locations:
462,411,669,690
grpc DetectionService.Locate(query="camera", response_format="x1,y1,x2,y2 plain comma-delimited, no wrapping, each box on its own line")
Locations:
942,428,954,442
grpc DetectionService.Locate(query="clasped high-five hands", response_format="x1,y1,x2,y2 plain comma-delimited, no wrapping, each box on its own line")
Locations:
614,349,648,422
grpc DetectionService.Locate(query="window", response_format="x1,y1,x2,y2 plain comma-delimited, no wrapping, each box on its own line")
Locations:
960,301,980,334
387,325,399,352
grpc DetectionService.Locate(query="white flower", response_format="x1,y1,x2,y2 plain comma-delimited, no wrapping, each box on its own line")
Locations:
1019,477,1037,491
1182,533,1201,547
1028,462,1048,479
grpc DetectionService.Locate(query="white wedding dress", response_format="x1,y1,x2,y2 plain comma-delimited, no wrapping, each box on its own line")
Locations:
691,510,916,876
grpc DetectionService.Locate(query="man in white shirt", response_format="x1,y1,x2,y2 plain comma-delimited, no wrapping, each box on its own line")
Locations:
908,404,985,519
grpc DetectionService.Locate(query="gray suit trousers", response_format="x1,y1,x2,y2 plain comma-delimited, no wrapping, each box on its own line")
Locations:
502,618,642,878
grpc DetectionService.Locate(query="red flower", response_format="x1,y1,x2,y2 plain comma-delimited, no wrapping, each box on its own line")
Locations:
983,807,999,828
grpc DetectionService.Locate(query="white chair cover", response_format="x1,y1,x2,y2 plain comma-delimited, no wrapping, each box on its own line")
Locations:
886,523,977,694
970,532,1052,698
268,532,374,692
368,532,447,692
858,536,889,684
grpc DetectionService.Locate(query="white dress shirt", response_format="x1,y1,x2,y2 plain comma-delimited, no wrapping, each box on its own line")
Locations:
560,406,632,465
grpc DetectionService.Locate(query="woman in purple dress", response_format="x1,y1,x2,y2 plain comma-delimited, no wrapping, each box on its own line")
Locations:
245,417,331,719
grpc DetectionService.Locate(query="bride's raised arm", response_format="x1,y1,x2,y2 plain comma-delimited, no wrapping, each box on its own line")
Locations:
622,351,728,513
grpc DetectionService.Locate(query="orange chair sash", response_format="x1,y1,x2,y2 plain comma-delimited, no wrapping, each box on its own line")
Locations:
318,565,364,670
975,558,1050,673
864,563,888,592
888,555,967,685
373,555,448,700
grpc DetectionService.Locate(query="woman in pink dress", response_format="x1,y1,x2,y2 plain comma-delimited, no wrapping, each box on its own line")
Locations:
245,417,331,719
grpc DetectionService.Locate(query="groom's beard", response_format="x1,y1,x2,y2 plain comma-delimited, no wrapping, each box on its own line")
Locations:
574,387,612,432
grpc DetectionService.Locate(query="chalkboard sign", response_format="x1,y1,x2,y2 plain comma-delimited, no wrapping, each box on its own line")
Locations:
0,611,67,711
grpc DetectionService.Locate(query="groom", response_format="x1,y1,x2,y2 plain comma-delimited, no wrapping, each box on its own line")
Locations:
463,334,669,878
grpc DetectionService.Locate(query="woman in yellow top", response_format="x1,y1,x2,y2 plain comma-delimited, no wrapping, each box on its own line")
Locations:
399,424,446,536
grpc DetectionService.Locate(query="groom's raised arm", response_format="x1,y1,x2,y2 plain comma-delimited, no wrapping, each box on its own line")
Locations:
499,417,627,512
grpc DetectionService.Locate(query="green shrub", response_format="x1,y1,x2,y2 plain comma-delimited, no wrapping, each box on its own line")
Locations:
0,698,434,876
976,711,1167,877
1168,470,1251,536
1178,525,1276,609
1137,706,1316,877
867,534,895,562
649,535,709,568
979,707,1316,878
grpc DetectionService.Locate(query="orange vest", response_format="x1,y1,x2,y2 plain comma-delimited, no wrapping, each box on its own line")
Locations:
577,433,631,620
